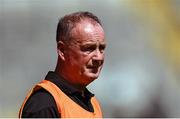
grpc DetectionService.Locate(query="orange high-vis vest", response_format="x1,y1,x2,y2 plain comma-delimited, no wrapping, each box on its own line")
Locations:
19,80,103,118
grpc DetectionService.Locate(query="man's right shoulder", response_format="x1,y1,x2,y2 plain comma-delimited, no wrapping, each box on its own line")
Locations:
22,88,60,118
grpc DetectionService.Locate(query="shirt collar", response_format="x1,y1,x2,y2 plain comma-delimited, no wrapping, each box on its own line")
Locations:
45,71,94,97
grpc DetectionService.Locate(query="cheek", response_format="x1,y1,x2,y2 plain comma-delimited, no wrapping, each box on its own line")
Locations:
70,54,88,67
82,54,93,64
70,51,93,67
80,58,90,67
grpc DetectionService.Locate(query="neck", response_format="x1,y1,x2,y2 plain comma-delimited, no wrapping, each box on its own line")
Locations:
55,60,86,91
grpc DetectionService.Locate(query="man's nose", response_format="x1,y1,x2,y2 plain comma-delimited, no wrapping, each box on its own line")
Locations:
92,49,104,61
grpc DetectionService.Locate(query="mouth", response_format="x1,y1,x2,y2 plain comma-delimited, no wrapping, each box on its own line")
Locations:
87,65,100,73
87,65,99,69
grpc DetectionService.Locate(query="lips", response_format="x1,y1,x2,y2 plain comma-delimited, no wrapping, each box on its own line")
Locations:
87,65,100,73
87,65,99,69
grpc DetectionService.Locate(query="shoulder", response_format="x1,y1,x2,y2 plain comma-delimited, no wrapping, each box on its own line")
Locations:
22,88,60,118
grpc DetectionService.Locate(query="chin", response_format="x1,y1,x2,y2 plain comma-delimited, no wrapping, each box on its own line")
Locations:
85,68,101,78
86,73,99,81
83,74,99,86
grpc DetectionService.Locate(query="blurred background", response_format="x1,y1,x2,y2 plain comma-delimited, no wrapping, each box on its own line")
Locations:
0,0,180,117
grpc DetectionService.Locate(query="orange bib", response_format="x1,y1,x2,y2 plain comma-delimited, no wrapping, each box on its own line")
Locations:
19,80,102,118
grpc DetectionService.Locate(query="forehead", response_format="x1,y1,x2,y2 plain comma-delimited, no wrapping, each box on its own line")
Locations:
71,21,105,44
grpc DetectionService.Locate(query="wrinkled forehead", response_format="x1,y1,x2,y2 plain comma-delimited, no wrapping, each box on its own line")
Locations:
78,20,104,32
70,21,105,44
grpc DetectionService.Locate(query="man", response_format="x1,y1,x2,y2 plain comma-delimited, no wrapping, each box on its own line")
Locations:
19,11,106,118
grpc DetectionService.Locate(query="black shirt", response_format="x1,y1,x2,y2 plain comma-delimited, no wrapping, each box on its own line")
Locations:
22,71,95,118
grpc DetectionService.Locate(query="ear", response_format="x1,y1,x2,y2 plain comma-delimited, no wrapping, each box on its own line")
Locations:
57,41,66,61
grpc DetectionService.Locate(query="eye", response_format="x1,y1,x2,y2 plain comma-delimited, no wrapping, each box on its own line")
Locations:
99,44,106,53
81,45,96,53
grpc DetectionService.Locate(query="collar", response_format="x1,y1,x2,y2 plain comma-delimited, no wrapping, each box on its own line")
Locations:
45,71,94,97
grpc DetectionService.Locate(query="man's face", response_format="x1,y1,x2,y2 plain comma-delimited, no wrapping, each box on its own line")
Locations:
64,21,106,86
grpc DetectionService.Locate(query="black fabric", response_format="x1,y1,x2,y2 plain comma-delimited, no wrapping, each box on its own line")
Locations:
22,71,95,118
22,89,59,118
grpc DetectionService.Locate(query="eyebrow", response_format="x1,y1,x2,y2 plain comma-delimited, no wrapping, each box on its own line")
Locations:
81,41,106,45
80,43,106,50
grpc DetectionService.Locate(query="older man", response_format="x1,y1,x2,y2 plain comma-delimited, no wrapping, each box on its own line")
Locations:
19,11,106,118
